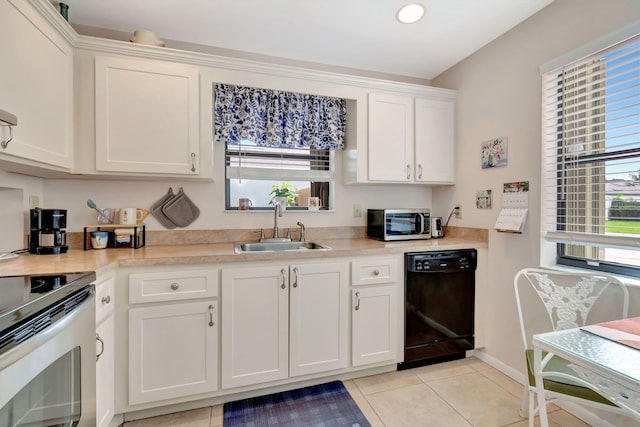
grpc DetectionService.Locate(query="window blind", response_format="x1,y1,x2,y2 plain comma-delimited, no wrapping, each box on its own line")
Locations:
226,141,334,182
542,34,640,251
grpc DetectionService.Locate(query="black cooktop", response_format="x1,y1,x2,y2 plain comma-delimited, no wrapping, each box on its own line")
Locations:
0,271,96,335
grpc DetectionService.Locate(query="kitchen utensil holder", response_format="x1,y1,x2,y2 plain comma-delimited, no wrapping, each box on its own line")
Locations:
83,224,145,250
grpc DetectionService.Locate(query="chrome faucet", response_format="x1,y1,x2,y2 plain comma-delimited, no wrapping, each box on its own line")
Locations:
273,203,283,238
297,221,306,242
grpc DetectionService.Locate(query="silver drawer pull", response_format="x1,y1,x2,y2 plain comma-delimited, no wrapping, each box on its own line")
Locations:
101,295,111,304
281,268,286,289
209,304,214,327
373,269,380,276
355,291,361,311
170,283,179,290
293,267,299,288
96,333,104,362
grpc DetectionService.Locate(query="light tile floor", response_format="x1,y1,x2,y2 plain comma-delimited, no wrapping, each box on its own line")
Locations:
122,357,590,427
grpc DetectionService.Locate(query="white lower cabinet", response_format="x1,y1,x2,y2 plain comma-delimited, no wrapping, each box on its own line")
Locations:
128,269,218,405
96,315,115,427
128,301,218,405
289,263,349,377
221,262,349,389
95,273,115,427
352,286,398,366
351,257,400,366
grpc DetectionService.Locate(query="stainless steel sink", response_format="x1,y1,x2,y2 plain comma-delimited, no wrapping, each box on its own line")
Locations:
234,241,331,253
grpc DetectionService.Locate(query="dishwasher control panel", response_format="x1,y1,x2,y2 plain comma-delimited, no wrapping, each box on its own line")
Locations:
406,249,477,273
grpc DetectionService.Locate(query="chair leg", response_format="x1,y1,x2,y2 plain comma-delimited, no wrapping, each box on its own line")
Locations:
519,384,530,418
528,389,535,427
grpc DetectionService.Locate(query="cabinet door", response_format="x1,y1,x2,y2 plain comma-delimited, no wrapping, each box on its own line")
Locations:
221,266,289,389
290,262,349,377
352,286,398,366
96,315,114,427
95,56,200,175
368,93,414,182
129,301,218,405
415,98,455,184
0,0,73,169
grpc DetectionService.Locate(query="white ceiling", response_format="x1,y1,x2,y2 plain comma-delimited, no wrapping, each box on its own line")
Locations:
61,0,555,81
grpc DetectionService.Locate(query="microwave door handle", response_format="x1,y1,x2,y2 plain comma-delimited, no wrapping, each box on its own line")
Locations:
418,213,425,234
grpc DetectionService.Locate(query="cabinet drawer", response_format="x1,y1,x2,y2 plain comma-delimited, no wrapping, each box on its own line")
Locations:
351,258,398,286
129,269,218,304
96,276,115,324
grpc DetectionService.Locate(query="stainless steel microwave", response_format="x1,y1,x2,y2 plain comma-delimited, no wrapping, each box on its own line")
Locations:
367,209,431,241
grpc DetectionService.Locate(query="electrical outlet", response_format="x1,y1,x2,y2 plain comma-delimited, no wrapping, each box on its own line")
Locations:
353,204,362,217
29,195,40,209
453,203,462,219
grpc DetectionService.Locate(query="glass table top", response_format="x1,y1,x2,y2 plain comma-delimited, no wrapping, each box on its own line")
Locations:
535,328,640,385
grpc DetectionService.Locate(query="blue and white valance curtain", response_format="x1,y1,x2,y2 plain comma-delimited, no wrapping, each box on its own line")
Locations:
214,83,346,150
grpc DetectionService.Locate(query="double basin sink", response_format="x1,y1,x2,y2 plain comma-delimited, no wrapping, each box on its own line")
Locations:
234,240,331,254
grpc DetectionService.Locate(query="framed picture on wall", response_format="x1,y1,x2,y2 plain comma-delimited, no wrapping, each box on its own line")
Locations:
481,136,508,168
476,190,492,209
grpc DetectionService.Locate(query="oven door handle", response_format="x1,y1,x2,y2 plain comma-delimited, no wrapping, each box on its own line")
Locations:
0,293,95,370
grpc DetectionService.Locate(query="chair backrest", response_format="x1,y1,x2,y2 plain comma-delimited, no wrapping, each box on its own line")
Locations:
514,268,629,351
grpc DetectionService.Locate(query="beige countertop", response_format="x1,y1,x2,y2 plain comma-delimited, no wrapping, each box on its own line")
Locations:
0,237,486,277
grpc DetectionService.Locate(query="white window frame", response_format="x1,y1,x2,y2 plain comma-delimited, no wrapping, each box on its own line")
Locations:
225,142,335,210
540,22,640,276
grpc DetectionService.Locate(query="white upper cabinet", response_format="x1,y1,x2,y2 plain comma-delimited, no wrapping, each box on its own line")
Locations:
94,56,201,175
414,98,455,184
368,93,414,182
0,0,74,171
346,90,456,185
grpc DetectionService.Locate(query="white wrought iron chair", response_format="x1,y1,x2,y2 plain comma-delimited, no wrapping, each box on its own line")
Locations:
514,268,630,426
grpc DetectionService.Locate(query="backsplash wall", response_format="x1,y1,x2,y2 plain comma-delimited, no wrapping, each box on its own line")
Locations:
1,153,436,240
0,171,44,252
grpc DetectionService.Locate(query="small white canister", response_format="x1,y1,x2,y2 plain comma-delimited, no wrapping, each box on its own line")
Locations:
431,217,444,238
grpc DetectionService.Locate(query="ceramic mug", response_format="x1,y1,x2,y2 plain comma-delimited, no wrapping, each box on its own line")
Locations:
90,231,109,249
120,208,149,225
308,197,322,211
239,198,253,210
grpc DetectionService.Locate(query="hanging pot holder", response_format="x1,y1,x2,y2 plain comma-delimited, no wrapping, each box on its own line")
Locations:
151,187,179,229
161,187,200,227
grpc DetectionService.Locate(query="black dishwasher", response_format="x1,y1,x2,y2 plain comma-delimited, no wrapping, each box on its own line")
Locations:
398,249,477,370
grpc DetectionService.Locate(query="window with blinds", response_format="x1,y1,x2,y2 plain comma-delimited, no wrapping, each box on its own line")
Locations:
542,34,640,275
225,140,333,210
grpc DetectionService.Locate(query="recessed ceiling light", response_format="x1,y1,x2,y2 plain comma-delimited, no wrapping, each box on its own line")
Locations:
397,4,425,24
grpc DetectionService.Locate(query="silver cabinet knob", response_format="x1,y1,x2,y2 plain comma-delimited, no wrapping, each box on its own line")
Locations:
373,269,380,276
170,283,179,290
101,295,111,304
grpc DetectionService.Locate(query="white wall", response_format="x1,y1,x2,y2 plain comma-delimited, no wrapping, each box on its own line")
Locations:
432,0,640,419
41,146,432,233
0,171,43,252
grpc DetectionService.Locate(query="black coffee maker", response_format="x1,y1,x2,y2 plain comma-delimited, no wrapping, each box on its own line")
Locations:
29,208,68,254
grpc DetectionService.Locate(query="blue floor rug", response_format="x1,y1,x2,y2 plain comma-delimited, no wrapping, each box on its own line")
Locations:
223,380,371,427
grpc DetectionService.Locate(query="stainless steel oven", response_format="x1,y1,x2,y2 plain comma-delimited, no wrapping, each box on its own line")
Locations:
0,272,96,426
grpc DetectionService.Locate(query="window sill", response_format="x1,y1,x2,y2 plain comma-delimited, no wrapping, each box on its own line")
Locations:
542,263,640,288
